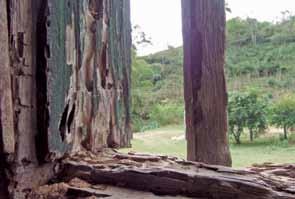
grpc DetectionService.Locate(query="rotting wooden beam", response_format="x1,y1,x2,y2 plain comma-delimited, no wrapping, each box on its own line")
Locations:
42,150,295,199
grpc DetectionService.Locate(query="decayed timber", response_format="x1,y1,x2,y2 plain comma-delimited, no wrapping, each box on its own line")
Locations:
2,0,294,199
29,150,295,199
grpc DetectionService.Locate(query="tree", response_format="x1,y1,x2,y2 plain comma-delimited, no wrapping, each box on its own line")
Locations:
132,25,152,50
228,91,268,144
271,95,295,139
182,0,232,166
244,91,268,142
246,18,258,46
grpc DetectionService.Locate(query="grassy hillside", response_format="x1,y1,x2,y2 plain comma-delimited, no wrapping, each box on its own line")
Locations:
131,16,295,132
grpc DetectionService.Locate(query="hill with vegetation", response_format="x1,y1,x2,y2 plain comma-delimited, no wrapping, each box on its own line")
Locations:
131,16,295,133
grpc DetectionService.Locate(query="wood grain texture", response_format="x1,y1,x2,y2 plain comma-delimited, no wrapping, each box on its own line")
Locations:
182,0,232,166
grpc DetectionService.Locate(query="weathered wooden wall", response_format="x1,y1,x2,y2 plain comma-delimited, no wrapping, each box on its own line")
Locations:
0,0,131,198
38,0,132,159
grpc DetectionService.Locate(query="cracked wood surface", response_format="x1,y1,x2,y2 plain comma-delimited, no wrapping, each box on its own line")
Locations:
30,150,295,199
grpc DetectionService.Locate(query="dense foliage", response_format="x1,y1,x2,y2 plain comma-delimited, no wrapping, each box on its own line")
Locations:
131,47,184,132
131,16,295,135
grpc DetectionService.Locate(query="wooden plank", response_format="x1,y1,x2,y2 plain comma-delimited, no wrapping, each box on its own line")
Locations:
0,0,16,154
9,0,38,164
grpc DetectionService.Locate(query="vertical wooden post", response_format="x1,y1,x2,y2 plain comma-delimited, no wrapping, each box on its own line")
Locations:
182,0,232,166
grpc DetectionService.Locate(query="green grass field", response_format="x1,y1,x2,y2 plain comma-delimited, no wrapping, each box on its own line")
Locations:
121,125,295,168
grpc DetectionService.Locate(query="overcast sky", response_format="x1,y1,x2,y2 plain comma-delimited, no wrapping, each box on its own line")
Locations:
131,0,295,55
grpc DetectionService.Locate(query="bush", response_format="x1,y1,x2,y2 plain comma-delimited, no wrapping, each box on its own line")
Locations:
270,95,295,139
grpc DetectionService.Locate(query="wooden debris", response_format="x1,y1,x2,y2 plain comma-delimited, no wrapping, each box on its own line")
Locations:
29,177,192,199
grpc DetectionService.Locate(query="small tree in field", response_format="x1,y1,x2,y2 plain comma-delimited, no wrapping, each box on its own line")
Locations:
271,95,295,139
228,91,268,144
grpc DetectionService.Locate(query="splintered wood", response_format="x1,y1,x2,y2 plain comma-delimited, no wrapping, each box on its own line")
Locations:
30,150,295,199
